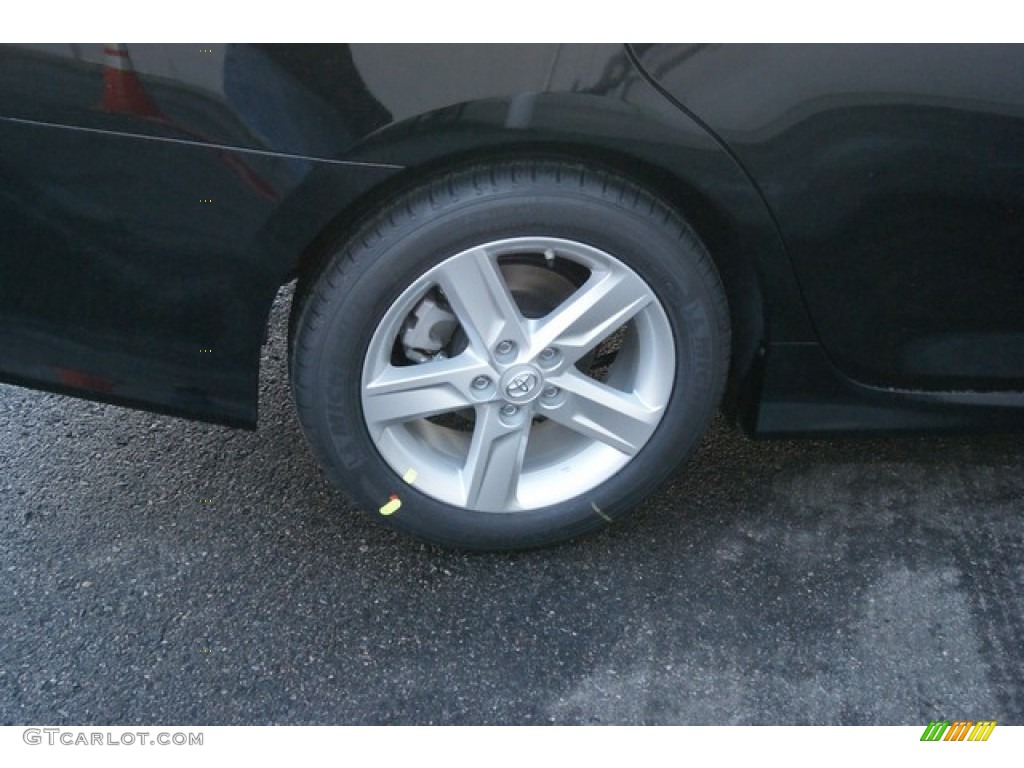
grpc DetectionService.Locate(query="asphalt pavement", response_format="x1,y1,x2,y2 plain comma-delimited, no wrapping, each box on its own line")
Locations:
1,287,1022,725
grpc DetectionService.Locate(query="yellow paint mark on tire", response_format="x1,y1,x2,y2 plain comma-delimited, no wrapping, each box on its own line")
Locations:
402,468,418,484
379,495,402,516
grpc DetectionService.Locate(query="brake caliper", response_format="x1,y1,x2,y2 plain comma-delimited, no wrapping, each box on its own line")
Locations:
400,291,459,363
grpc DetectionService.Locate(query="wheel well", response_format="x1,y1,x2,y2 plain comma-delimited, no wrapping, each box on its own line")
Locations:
287,143,765,403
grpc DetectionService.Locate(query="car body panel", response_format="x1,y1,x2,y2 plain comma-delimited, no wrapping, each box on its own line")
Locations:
0,113,398,425
1,43,1022,434
632,43,1024,392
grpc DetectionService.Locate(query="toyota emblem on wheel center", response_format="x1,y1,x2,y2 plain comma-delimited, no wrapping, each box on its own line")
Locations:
506,372,538,398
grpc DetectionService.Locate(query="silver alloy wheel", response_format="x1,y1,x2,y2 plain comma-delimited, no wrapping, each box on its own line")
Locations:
360,237,675,513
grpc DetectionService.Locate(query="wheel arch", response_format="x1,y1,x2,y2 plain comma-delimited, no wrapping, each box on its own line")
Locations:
282,91,802,406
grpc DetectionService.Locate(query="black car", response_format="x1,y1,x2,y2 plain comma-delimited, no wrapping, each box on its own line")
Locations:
1,44,1022,549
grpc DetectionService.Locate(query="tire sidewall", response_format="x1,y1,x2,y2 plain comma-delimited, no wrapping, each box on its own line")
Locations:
295,172,726,549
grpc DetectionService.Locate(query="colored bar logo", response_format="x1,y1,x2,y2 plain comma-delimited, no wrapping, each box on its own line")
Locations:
920,720,997,741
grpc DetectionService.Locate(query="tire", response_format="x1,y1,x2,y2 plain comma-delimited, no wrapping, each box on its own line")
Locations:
290,160,730,550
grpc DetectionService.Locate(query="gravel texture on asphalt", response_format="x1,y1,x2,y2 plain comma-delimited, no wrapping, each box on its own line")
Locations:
1,285,1022,724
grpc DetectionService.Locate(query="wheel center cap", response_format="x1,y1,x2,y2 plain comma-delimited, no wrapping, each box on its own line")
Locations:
500,365,543,403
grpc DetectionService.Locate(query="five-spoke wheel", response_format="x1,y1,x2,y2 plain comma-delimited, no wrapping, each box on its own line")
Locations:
290,161,729,549
361,236,675,513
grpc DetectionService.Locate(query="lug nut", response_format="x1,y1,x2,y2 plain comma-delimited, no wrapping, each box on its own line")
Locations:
538,347,561,368
471,376,491,390
495,340,516,356
500,404,519,417
542,386,559,399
